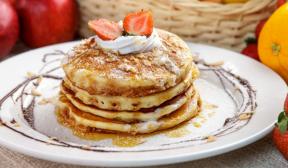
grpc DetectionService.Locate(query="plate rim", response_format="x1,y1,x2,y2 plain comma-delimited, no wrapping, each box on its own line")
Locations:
0,120,274,167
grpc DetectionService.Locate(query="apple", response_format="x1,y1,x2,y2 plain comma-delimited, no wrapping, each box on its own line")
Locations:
3,0,16,7
0,1,19,58
17,0,78,48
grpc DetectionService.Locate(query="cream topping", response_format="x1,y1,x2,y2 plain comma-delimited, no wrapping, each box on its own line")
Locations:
94,29,162,55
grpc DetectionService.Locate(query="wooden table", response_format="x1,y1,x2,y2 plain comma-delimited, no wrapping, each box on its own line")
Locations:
0,43,287,168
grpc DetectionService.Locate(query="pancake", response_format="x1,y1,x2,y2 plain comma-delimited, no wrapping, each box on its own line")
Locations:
57,24,201,136
63,29,195,97
56,90,201,134
60,84,195,122
62,66,198,111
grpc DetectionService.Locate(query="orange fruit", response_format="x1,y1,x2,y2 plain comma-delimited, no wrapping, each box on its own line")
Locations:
258,3,288,83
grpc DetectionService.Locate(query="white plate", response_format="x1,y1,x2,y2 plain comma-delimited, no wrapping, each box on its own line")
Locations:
0,42,286,167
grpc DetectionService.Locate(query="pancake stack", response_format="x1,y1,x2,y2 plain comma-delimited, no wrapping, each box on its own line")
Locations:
56,30,201,135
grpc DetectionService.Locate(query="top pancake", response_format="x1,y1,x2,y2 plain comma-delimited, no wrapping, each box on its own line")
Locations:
63,29,196,97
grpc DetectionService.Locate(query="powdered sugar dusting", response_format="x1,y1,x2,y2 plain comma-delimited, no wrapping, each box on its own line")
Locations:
154,54,180,75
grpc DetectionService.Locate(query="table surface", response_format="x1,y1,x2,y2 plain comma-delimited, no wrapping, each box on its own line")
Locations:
0,42,287,168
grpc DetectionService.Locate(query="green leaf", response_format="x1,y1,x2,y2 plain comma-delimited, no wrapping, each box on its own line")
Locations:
245,37,257,44
278,119,288,134
277,111,288,134
278,112,285,123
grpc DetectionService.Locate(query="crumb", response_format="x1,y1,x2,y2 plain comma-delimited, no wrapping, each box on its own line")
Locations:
207,61,224,67
207,135,216,142
204,103,218,109
26,71,37,78
193,122,201,128
234,87,241,93
38,98,50,105
239,113,253,120
81,145,91,150
13,123,20,127
31,88,42,96
38,96,58,105
118,63,137,73
35,76,43,85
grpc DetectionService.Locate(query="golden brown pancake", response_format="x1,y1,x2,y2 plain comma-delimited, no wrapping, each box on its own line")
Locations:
56,91,201,134
62,65,198,111
60,84,195,122
62,29,196,97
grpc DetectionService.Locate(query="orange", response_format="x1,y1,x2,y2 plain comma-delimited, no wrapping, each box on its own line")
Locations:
258,3,288,83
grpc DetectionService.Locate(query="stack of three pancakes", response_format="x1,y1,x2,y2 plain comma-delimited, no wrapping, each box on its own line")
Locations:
56,30,201,135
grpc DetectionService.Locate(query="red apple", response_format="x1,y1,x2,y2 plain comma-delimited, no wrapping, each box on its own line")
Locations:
0,1,19,58
3,0,16,7
18,0,78,48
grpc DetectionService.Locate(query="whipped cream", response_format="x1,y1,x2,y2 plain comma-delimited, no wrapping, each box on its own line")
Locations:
93,29,162,55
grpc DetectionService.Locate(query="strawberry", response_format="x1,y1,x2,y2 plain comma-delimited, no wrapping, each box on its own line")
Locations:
273,127,288,160
277,0,286,8
123,10,153,36
255,20,267,39
273,111,288,160
241,43,259,61
88,19,122,40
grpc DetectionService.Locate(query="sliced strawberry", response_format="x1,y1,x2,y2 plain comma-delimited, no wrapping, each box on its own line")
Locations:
88,19,122,40
123,10,153,36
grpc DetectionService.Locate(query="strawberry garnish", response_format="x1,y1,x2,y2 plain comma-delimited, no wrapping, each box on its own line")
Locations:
277,111,288,134
273,127,288,160
123,10,153,36
273,101,288,160
88,19,122,40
